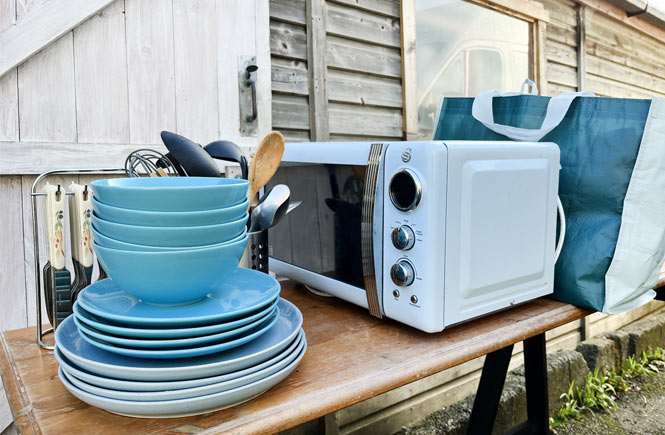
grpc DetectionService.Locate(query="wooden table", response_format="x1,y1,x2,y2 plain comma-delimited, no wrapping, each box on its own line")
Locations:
0,282,591,435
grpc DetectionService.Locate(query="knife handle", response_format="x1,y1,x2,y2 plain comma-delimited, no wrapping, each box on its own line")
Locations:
54,269,72,327
45,184,66,269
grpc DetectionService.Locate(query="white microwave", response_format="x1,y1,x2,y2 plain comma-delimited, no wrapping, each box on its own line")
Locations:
268,141,560,332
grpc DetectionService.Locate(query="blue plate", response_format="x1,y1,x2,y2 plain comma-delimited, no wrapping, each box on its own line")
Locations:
55,299,303,381
78,308,279,359
72,298,278,339
91,177,249,211
54,330,304,391
74,306,279,349
77,268,280,326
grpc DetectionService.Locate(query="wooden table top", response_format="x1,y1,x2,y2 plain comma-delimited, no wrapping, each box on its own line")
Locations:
0,282,591,435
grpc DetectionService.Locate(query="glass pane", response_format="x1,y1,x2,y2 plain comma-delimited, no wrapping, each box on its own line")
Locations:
415,0,530,135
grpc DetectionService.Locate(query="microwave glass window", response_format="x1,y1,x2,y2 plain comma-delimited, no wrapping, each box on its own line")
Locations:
267,163,367,289
415,0,530,135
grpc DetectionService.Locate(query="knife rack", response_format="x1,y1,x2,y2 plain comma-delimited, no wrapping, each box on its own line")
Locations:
31,168,123,350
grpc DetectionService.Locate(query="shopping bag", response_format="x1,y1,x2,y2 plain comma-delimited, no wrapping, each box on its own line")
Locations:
432,89,665,312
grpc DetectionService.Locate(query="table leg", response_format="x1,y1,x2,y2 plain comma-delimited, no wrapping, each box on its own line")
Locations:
467,343,514,433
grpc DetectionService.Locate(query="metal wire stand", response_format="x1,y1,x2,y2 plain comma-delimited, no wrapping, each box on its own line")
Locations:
31,168,123,350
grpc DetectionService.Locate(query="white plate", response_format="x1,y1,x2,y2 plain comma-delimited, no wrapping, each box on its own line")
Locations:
58,342,306,418
54,329,304,392
55,298,302,381
60,333,306,401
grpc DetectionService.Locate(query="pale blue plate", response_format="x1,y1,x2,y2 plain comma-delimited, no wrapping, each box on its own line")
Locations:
55,299,302,380
54,330,304,391
77,268,280,327
59,334,306,401
57,342,306,418
72,298,278,339
78,308,279,359
74,306,279,349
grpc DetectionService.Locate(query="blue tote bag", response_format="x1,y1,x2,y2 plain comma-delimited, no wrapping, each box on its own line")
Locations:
433,89,665,312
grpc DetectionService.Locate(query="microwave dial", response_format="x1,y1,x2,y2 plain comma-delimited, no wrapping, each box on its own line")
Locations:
389,169,422,212
390,259,416,286
391,226,415,250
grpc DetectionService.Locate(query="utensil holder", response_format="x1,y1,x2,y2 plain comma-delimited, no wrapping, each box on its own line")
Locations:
247,230,269,273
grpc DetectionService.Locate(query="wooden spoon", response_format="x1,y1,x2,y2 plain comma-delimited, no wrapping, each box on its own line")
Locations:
247,131,285,208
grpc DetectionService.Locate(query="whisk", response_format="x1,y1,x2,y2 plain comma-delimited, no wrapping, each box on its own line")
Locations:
124,149,182,177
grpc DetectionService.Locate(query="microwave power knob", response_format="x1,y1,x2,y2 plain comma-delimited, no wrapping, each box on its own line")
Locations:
391,226,415,250
391,260,415,286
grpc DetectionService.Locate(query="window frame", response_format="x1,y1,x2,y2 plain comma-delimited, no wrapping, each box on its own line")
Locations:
400,0,549,140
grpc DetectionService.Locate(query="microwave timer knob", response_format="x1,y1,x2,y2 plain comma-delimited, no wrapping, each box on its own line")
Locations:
391,226,415,250
390,260,416,286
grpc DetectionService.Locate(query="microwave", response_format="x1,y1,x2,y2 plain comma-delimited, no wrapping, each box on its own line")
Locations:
268,141,560,332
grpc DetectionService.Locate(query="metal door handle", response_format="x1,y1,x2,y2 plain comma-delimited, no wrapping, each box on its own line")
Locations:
245,64,258,123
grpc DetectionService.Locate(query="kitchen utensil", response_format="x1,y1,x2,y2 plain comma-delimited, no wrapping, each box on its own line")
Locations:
73,305,278,349
54,329,303,392
55,298,302,381
43,184,72,327
60,334,304,402
56,342,306,418
247,230,269,273
92,196,249,227
91,177,249,211
91,226,246,252
92,233,247,306
76,268,280,327
68,184,93,303
285,200,302,216
247,131,285,208
78,310,279,359
249,185,290,233
124,149,180,177
96,261,108,281
73,297,278,339
160,131,220,177
91,212,247,247
204,140,249,180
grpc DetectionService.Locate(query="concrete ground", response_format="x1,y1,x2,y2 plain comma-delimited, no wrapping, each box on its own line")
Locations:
555,368,665,435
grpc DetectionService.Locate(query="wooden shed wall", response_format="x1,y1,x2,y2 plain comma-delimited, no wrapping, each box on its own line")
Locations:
266,1,665,434
270,0,403,142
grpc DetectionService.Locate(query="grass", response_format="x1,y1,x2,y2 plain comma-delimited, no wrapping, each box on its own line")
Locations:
550,347,665,429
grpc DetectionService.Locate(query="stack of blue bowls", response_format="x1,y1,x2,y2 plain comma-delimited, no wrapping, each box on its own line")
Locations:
53,177,306,418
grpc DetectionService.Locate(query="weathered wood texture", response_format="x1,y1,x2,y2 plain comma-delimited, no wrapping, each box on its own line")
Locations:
0,282,590,435
269,0,403,141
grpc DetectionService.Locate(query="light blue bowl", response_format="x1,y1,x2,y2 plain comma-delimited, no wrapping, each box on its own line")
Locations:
92,196,249,227
91,212,247,247
91,225,246,252
91,177,249,212
92,234,248,306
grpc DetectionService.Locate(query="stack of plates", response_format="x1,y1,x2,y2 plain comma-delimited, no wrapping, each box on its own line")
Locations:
54,268,306,418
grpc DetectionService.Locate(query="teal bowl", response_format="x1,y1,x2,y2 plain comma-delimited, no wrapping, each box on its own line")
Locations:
91,225,246,252
93,234,248,306
91,177,249,212
92,196,249,227
91,212,247,247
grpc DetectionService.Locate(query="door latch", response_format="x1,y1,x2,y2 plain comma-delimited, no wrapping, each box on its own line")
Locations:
239,55,258,137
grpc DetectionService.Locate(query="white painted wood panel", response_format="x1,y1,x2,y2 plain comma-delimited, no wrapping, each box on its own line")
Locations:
0,176,27,332
173,0,219,142
0,0,115,78
73,0,129,144
17,33,77,142
125,0,176,144
0,0,18,141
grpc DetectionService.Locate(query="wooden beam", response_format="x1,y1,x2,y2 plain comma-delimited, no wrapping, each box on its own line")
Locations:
0,0,115,79
578,0,665,46
306,0,329,141
533,20,548,95
0,142,246,175
400,0,418,139
576,5,587,92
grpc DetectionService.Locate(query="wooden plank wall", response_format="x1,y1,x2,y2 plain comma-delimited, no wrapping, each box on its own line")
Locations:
269,0,403,142
267,1,665,433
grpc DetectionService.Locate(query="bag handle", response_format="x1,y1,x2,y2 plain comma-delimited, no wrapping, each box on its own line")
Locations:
471,88,594,142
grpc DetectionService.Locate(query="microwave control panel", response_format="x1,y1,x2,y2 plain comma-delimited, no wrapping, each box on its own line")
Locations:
382,142,448,332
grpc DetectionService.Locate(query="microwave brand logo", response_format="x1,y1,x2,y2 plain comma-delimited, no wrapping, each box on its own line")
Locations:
401,148,412,163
